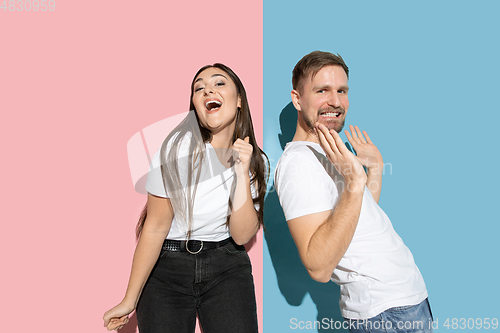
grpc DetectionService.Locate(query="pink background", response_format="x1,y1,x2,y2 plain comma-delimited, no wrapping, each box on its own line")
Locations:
0,1,263,332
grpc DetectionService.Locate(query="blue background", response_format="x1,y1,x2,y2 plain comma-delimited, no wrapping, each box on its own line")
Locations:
263,1,500,331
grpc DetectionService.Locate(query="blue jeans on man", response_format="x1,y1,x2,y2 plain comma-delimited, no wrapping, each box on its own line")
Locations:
345,298,433,333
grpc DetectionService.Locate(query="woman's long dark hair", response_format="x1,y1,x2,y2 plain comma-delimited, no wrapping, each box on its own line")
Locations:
136,63,268,239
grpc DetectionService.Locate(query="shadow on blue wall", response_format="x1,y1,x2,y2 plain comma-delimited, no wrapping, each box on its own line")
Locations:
264,102,346,332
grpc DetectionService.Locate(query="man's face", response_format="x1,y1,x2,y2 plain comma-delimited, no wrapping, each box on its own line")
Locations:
292,65,349,133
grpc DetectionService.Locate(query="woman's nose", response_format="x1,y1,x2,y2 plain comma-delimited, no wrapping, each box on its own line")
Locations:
203,85,214,95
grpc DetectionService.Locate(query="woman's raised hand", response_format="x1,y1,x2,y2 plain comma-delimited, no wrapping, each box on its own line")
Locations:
232,137,253,177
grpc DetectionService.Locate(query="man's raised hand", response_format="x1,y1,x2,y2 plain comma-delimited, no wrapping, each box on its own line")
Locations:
315,123,367,193
344,125,383,172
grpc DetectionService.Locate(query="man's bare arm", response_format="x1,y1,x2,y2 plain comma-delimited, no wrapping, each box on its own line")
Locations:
287,123,367,283
288,189,363,282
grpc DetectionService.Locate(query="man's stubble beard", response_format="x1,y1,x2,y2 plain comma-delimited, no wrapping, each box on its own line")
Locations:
301,107,346,134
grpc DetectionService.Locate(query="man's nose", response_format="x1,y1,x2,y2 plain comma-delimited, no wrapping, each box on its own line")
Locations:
328,93,341,108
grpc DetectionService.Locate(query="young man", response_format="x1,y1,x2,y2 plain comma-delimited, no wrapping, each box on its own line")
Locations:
274,51,432,332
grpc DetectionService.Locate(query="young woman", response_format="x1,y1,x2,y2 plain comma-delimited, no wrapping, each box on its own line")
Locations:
103,63,267,332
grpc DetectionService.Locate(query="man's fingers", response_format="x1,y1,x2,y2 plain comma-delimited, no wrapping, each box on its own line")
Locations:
344,129,356,147
316,126,338,156
329,128,350,155
349,125,360,142
317,123,340,155
363,130,373,144
354,126,367,143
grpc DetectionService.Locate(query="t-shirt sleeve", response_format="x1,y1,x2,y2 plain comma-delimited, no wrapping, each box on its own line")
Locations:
145,150,169,198
275,151,334,221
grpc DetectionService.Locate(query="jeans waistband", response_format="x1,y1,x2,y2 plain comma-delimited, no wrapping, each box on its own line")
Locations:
162,237,233,254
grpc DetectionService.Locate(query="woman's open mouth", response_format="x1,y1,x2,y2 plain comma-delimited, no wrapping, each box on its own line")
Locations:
205,100,222,112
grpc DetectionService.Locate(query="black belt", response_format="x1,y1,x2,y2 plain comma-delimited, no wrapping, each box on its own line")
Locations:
162,237,233,254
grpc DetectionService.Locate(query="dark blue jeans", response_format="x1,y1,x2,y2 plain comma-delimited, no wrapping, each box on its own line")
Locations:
136,239,258,333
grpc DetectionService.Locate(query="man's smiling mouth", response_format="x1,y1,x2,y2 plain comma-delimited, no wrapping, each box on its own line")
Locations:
320,111,341,118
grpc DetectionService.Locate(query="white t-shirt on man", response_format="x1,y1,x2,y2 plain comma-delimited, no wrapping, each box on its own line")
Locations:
275,141,428,320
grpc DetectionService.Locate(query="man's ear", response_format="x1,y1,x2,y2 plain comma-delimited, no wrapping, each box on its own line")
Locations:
291,89,301,111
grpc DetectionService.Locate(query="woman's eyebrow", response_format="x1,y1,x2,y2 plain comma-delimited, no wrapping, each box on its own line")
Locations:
194,73,228,83
211,74,227,80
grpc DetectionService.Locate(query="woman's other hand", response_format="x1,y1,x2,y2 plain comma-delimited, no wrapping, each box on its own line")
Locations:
103,302,133,331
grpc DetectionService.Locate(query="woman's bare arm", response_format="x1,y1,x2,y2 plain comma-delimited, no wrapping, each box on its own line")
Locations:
103,194,173,330
228,137,260,245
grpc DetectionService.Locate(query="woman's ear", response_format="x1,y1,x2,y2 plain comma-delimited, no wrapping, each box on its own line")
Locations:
238,95,242,109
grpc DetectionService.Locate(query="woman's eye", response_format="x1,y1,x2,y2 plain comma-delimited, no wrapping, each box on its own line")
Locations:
215,82,225,87
194,86,203,92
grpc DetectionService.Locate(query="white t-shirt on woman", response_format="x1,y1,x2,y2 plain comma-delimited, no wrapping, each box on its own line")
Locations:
145,134,258,242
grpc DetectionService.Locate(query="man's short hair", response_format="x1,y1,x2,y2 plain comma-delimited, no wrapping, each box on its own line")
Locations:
292,51,349,93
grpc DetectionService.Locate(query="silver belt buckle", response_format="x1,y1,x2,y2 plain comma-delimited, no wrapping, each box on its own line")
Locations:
186,240,203,254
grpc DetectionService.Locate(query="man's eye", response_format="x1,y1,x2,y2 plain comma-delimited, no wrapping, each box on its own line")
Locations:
317,90,325,93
